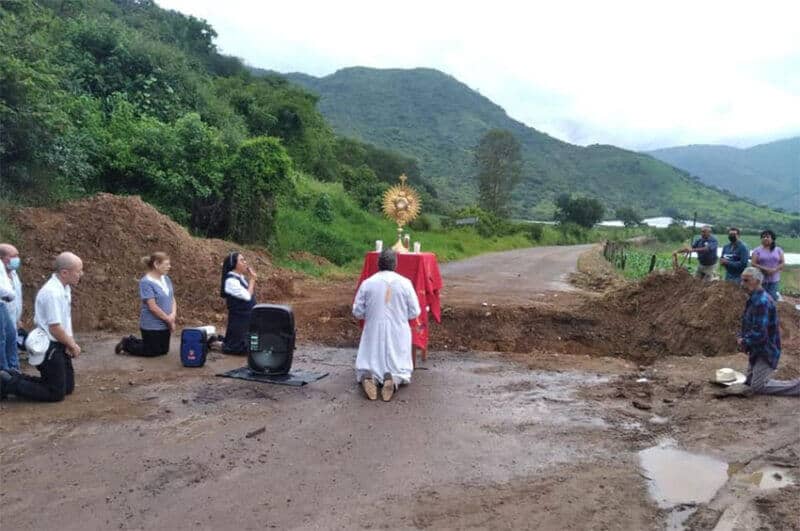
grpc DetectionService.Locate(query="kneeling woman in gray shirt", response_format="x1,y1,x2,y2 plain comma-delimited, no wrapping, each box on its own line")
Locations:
115,252,176,356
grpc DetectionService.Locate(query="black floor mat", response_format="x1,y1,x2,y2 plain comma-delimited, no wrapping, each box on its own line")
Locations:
217,367,329,387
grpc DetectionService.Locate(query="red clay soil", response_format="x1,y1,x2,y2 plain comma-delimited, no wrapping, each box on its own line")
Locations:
6,194,798,365
7,194,298,332
429,269,799,364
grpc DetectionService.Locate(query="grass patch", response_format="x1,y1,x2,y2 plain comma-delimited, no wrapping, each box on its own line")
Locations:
274,173,638,277
739,234,800,254
0,204,21,244
781,266,800,296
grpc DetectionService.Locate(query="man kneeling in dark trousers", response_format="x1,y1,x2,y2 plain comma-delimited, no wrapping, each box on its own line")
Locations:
1,252,83,402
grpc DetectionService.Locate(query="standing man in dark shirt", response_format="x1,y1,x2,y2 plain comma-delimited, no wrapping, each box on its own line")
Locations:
674,225,718,280
719,227,749,282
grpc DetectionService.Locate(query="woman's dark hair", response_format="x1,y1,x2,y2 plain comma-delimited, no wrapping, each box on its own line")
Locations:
760,229,777,251
220,252,240,297
141,252,169,270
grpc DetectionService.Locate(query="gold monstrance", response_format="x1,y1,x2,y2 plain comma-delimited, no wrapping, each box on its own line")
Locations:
382,174,421,252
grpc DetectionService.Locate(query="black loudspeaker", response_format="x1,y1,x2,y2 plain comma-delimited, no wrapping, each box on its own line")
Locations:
247,304,295,375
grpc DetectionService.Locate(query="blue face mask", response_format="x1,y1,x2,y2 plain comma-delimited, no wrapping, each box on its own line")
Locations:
7,257,20,271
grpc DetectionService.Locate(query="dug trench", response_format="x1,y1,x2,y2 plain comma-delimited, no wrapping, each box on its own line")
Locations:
1,194,799,530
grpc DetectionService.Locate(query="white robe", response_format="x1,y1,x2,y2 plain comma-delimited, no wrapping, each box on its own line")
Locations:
352,270,421,385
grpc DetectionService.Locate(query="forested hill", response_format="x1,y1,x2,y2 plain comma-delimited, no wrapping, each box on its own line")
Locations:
647,138,800,213
283,67,795,228
0,0,433,247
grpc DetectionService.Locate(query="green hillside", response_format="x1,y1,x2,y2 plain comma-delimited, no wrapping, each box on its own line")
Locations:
284,67,797,230
0,1,431,245
647,138,800,213
0,0,547,269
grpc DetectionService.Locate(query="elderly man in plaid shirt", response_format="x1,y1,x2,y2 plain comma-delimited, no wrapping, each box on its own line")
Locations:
718,267,800,397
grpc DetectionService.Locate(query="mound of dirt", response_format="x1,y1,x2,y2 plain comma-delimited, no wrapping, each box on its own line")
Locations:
587,269,799,360
8,194,299,331
427,270,799,364
569,244,625,293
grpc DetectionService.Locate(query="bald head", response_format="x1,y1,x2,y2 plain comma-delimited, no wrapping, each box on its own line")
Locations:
0,243,18,259
54,252,83,286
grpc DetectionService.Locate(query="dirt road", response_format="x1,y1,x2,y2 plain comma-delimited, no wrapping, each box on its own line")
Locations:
1,246,798,530
440,245,592,304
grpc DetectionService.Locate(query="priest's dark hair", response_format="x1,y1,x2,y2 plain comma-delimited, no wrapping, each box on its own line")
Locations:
378,249,397,272
220,251,240,297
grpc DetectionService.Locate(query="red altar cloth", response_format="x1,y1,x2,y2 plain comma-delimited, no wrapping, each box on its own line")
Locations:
355,252,443,351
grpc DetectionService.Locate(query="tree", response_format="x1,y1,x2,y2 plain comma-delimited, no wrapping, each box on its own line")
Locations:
554,195,605,228
226,137,293,245
615,206,643,227
474,129,522,217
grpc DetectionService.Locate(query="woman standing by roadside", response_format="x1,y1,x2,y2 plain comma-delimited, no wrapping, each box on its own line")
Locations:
115,252,176,356
751,230,784,301
220,252,257,354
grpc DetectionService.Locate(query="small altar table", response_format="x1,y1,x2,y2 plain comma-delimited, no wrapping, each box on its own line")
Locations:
355,251,443,365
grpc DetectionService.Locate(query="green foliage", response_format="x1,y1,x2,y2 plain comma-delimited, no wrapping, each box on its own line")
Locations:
408,214,433,232
0,206,20,244
339,163,386,211
227,137,293,244
474,129,522,217
654,223,694,244
333,137,437,211
527,223,544,242
615,206,643,227
313,193,334,223
0,0,430,250
447,206,518,238
275,175,537,271
100,97,228,224
554,195,605,228
616,248,678,279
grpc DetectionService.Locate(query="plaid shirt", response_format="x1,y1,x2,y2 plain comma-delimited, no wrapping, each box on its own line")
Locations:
741,288,781,369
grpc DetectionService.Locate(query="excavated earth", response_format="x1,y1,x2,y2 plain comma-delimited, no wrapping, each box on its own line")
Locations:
1,194,798,530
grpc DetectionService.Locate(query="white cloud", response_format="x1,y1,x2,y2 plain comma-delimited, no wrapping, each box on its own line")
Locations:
157,0,800,150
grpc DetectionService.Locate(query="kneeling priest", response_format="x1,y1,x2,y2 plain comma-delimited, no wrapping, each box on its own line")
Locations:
352,250,421,401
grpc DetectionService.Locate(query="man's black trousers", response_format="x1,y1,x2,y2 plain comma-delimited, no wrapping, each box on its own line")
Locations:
11,342,74,402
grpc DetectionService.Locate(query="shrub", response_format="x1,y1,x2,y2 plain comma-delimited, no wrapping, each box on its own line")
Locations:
408,213,432,231
527,223,544,242
308,229,361,266
655,223,693,243
313,193,334,223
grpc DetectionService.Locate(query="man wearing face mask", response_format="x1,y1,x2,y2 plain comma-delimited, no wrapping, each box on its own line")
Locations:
719,227,749,283
0,243,21,372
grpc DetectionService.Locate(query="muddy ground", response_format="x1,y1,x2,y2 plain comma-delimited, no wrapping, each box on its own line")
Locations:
1,339,797,530
1,209,799,530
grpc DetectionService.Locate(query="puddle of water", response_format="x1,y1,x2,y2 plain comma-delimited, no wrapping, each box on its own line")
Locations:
666,505,695,531
639,441,729,508
741,466,796,490
639,441,730,530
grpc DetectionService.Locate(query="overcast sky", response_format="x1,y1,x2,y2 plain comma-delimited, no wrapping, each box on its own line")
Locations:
158,0,800,151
